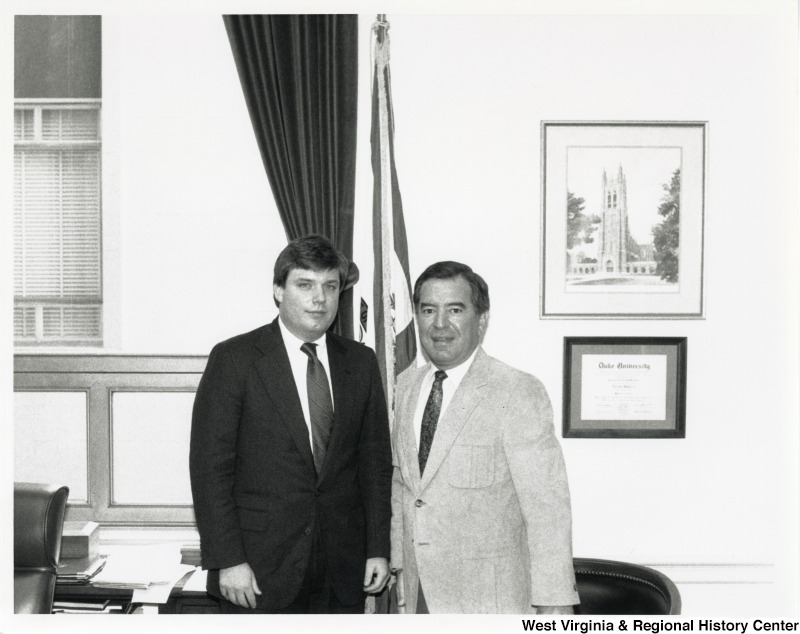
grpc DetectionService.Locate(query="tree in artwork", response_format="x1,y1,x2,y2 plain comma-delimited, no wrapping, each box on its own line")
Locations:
567,191,600,264
652,168,681,283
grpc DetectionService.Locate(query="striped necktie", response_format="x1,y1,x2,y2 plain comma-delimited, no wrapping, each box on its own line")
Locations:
300,342,334,475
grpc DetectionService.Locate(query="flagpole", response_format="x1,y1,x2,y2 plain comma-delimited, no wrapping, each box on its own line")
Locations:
373,14,396,425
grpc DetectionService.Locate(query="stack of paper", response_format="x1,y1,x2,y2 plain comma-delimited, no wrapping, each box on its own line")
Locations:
57,555,107,585
182,568,208,593
53,600,128,614
91,544,194,599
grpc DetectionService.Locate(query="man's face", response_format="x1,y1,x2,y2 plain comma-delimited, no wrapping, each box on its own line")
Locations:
416,276,488,371
274,268,340,342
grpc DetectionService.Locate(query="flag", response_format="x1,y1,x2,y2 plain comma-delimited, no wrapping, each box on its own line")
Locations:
368,15,416,416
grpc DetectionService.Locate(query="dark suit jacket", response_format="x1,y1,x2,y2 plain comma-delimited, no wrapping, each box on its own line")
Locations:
189,318,392,609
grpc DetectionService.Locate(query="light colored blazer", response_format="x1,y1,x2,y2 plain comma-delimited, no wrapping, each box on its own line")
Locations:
390,348,579,614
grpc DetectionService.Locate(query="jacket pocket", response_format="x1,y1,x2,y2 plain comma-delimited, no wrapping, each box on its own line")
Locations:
237,507,270,531
447,444,494,488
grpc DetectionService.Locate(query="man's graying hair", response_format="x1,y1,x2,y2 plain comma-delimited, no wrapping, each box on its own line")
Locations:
412,261,490,315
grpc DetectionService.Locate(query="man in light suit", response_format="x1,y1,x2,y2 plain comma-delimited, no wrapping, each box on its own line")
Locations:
390,261,579,614
190,234,392,613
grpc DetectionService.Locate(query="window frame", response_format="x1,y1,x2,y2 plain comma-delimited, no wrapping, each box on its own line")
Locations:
14,354,207,527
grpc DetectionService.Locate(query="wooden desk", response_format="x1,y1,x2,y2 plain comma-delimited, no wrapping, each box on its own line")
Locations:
55,571,220,614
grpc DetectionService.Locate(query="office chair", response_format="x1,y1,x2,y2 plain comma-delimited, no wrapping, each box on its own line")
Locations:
386,556,681,614
573,557,681,615
14,482,70,614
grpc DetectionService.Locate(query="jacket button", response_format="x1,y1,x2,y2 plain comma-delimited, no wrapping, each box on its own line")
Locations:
314,490,321,497
304,527,312,535
415,499,424,508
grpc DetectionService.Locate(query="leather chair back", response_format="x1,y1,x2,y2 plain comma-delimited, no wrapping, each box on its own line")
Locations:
574,557,681,615
14,482,70,614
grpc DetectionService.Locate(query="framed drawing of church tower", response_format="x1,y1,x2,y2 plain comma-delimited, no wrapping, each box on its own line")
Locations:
540,121,707,318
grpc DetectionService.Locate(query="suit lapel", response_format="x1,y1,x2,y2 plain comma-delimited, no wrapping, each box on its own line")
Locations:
319,333,350,483
398,366,427,495
254,319,315,474
419,349,490,490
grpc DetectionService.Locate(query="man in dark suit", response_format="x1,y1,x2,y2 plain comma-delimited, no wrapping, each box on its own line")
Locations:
190,234,392,614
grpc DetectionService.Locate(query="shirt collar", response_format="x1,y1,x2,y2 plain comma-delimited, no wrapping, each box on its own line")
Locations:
278,317,327,353
427,345,480,384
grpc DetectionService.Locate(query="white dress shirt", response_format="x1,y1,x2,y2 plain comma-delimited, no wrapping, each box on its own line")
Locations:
278,318,334,445
412,346,480,450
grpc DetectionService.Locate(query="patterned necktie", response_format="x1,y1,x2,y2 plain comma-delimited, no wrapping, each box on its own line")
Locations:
300,343,334,475
418,370,448,476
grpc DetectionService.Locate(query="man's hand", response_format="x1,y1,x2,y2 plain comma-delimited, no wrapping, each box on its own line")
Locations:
363,557,390,593
533,605,574,614
219,562,262,608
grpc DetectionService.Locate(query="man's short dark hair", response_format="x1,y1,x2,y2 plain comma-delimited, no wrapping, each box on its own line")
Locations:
413,261,490,315
273,234,349,305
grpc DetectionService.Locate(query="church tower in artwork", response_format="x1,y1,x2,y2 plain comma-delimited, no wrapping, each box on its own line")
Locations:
597,165,629,273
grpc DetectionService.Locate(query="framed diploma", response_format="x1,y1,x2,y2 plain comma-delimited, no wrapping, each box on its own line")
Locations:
541,121,707,319
563,336,687,438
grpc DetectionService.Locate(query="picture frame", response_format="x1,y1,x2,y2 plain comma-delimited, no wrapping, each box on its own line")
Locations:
541,121,707,319
563,336,687,438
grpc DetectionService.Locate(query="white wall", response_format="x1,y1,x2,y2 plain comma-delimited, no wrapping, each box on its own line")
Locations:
103,13,286,353
380,11,798,614
4,1,798,618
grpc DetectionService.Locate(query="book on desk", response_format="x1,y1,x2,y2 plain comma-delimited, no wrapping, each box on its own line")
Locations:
53,598,130,614
61,521,100,560
57,555,107,585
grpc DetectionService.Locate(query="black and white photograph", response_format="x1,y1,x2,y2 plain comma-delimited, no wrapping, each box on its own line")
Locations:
1,1,798,632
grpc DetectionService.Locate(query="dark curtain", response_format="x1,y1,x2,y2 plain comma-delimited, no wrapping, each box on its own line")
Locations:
223,14,359,338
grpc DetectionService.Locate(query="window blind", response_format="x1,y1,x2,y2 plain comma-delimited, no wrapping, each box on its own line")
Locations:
14,104,102,344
